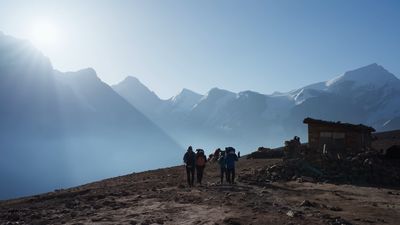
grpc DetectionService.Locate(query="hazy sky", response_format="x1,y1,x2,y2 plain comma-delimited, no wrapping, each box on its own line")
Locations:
1,0,399,98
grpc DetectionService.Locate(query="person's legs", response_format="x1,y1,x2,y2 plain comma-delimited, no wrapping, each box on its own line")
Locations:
202,166,205,184
232,168,236,184
196,166,201,184
186,166,191,186
220,167,225,184
226,168,231,184
190,167,195,186
198,166,204,184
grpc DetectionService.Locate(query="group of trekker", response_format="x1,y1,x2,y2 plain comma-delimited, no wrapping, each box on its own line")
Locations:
183,146,239,187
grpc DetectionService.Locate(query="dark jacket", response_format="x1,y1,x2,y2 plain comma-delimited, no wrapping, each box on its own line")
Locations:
218,156,226,168
183,151,196,168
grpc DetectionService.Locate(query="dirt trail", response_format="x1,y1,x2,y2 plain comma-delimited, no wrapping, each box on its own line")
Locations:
1,158,399,225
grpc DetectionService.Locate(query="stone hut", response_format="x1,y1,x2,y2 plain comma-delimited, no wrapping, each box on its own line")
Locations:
303,118,375,159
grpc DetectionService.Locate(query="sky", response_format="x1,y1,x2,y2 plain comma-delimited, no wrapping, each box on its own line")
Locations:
0,0,399,99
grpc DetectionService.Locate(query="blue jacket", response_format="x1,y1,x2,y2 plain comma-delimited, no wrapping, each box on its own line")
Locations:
225,153,238,169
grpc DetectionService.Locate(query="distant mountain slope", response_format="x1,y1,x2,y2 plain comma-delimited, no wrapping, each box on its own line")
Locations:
0,33,182,200
112,76,163,116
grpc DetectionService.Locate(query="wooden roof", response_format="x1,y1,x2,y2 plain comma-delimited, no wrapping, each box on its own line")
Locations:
303,117,375,132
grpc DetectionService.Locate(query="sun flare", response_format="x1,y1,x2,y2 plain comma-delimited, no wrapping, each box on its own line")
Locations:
31,20,61,47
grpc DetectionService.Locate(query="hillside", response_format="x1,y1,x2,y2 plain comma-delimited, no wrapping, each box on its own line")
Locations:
1,158,399,225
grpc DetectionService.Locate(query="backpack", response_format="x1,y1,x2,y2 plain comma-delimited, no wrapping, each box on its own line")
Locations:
185,151,195,166
226,147,236,153
196,155,206,166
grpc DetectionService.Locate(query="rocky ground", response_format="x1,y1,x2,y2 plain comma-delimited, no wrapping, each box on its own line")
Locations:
1,158,400,225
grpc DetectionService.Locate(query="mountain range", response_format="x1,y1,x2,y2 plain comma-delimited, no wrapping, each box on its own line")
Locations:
113,63,400,151
1,31,400,199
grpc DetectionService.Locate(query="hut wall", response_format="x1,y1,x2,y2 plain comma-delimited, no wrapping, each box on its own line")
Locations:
307,124,369,154
308,125,320,150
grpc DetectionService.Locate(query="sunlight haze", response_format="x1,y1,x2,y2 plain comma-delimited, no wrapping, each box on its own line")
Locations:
0,0,399,98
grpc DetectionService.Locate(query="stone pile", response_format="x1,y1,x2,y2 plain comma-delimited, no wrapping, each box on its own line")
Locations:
241,150,400,186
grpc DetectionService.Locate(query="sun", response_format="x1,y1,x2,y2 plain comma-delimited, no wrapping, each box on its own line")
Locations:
31,20,61,47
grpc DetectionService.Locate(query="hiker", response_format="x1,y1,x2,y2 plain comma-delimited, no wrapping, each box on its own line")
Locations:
218,150,227,184
208,153,214,161
210,148,221,162
183,146,196,187
225,147,238,184
238,151,241,158
195,149,207,185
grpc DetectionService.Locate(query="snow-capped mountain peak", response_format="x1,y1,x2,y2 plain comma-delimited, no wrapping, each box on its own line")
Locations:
284,63,400,105
326,63,399,89
169,88,202,111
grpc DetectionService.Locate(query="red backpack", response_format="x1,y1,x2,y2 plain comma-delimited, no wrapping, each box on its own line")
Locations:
196,156,206,166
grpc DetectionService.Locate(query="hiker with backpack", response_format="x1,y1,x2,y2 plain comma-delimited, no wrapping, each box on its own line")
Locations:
225,147,238,184
213,148,222,162
218,150,227,184
183,146,196,187
195,149,207,185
